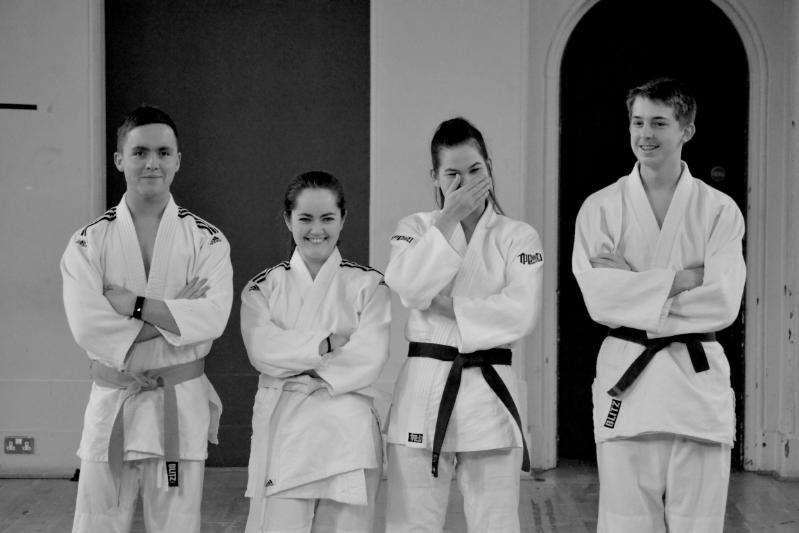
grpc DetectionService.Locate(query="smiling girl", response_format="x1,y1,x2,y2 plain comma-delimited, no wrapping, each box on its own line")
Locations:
240,171,390,533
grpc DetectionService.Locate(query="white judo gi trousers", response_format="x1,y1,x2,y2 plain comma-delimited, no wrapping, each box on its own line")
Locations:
244,465,381,533
597,434,730,533
245,415,383,533
385,444,522,533
72,458,204,533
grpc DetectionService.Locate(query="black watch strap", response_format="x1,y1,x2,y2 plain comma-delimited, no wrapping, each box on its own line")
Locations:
132,296,145,320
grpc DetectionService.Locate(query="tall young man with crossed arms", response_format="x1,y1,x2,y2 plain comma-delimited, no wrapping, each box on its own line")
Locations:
62,106,233,532
572,79,745,532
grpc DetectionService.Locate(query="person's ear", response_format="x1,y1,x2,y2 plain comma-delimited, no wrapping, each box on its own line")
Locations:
114,152,123,172
283,212,292,232
430,168,439,187
681,123,696,144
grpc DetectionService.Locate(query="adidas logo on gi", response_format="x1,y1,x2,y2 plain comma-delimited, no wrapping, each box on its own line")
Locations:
209,236,221,245
604,399,622,429
265,479,274,487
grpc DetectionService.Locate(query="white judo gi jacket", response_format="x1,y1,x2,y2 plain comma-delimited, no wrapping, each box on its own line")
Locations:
572,164,746,445
61,195,233,462
384,207,543,452
241,249,390,504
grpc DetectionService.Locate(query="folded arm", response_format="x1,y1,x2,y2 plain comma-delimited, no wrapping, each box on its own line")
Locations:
240,282,330,378
573,196,745,335
60,235,141,367
572,201,676,331
157,238,234,346
316,280,391,395
660,201,746,334
104,276,210,337
384,215,463,310
453,228,544,353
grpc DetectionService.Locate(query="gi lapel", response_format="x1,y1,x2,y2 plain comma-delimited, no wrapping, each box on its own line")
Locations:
626,165,662,258
115,195,148,295
292,248,341,329
450,207,493,300
145,197,179,300
449,217,468,256
652,164,693,268
430,210,465,298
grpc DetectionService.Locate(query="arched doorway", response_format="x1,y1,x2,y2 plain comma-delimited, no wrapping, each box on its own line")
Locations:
557,0,749,468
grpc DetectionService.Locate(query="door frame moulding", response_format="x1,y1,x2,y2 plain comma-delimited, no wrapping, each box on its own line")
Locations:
536,0,767,470
89,0,105,217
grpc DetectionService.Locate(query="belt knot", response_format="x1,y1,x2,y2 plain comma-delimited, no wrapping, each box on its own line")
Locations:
407,342,529,476
128,372,162,392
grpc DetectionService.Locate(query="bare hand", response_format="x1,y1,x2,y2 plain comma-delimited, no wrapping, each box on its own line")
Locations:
176,277,209,299
439,174,491,223
103,284,136,316
328,333,348,351
319,332,349,356
429,294,455,320
669,267,704,297
133,323,161,343
687,266,704,286
590,252,633,271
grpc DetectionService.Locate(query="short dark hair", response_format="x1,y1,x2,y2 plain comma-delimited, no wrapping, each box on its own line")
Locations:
626,78,697,128
116,105,179,152
283,170,346,218
430,117,504,215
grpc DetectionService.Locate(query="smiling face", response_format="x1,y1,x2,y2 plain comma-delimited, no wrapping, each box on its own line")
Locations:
629,97,694,174
114,123,181,203
284,187,345,273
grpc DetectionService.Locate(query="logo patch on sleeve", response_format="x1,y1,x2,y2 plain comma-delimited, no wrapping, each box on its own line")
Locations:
519,252,543,265
408,433,423,444
604,399,622,428
391,235,414,244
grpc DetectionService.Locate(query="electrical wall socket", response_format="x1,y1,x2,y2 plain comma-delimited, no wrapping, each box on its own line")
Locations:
4,436,35,454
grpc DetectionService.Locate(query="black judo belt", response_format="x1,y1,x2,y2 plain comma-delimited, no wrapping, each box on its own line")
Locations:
606,327,716,397
408,342,530,477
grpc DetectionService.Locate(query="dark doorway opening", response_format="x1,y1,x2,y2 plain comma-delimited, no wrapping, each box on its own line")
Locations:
557,0,748,469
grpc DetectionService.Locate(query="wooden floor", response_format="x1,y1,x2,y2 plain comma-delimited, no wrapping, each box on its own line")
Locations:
2,461,798,532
